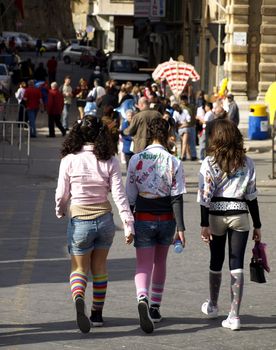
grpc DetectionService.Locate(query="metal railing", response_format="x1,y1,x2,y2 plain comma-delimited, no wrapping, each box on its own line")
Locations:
0,120,31,168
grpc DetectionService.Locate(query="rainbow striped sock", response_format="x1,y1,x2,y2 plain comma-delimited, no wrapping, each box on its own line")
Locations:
70,271,88,300
92,274,108,311
151,282,164,306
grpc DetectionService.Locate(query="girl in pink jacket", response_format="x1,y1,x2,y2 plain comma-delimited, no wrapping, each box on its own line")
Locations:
55,115,134,333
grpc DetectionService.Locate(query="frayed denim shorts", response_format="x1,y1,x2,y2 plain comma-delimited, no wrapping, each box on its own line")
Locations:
67,212,115,255
134,219,176,248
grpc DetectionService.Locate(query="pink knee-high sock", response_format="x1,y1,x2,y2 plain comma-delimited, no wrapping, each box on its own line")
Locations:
151,245,169,306
135,247,155,299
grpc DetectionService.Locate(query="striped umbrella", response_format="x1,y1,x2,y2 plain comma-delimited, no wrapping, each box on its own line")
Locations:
152,58,200,98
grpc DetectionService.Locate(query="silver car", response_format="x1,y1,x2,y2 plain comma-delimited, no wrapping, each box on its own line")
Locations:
62,44,98,64
106,54,150,84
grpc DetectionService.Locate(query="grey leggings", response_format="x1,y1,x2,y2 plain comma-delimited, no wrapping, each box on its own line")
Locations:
209,229,249,271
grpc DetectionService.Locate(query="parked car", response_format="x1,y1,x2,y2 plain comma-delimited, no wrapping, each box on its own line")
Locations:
42,38,59,51
62,44,98,64
79,49,96,68
0,63,12,93
106,54,151,84
2,32,24,50
2,31,36,51
17,33,36,50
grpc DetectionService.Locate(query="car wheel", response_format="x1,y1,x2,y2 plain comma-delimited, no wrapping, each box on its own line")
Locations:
63,56,71,64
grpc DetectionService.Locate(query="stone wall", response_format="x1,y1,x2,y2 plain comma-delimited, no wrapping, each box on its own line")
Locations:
258,0,276,99
1,0,75,39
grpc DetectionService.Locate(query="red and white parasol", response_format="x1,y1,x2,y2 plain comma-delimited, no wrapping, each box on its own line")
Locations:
152,58,200,98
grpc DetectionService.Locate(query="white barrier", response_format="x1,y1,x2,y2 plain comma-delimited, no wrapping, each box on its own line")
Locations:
0,121,31,167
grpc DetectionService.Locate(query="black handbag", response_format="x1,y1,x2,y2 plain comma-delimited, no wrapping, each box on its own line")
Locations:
250,257,266,283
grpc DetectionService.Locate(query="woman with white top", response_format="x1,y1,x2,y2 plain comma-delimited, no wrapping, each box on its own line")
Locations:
173,105,192,161
198,119,262,331
55,115,134,333
15,81,27,123
196,102,214,162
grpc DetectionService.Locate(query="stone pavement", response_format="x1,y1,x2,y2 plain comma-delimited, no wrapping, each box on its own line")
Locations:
0,120,276,349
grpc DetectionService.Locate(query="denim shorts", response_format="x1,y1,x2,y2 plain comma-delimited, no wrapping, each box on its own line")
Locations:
134,219,176,248
67,212,115,255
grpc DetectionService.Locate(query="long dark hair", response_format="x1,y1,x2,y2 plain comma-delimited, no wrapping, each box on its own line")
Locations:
146,118,169,149
60,115,115,160
207,118,246,174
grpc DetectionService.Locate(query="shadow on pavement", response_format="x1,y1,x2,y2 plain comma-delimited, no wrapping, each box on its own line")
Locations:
0,257,136,288
1,315,276,347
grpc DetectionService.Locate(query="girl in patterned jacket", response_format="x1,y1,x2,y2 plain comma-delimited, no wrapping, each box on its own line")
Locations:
198,118,262,331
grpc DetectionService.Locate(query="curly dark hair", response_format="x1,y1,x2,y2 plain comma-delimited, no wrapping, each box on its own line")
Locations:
206,118,246,174
60,115,115,160
146,118,169,149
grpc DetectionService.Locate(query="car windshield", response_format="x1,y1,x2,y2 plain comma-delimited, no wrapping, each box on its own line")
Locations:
110,59,148,73
0,66,7,75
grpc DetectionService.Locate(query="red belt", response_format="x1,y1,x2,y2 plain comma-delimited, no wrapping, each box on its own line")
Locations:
135,212,174,221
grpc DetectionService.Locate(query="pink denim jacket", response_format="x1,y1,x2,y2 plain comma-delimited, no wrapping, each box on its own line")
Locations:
55,145,134,236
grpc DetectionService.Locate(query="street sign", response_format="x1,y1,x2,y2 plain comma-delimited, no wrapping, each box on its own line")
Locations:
208,23,226,44
210,47,225,66
233,32,247,46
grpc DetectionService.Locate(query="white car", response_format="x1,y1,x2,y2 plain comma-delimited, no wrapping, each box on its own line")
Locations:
0,64,12,93
62,44,98,64
106,54,151,84
42,38,59,51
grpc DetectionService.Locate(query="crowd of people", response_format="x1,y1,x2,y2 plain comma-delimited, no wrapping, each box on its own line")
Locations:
53,72,261,335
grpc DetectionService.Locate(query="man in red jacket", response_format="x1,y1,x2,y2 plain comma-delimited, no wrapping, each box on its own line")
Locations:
24,80,43,138
47,82,66,137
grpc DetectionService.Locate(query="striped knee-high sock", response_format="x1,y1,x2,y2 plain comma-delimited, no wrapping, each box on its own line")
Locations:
230,269,244,318
151,282,164,306
92,274,108,311
70,271,88,301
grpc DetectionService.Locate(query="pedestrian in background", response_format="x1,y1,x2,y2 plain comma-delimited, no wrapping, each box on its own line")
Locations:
198,118,262,331
35,38,42,57
23,80,43,137
74,78,89,120
46,82,66,138
15,81,27,124
227,93,240,126
126,118,186,334
57,39,63,61
55,115,134,333
123,97,162,153
61,76,73,131
121,109,135,169
196,101,214,162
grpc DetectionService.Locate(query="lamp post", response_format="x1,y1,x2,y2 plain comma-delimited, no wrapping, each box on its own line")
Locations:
208,0,226,89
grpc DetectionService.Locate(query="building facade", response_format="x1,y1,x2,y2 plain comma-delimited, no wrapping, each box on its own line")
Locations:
200,0,276,100
71,0,138,55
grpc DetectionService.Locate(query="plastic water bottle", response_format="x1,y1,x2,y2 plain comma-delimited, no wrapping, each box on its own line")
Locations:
174,240,183,254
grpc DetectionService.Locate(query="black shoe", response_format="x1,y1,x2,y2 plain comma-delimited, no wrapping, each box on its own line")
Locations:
62,130,66,136
191,157,198,161
181,157,186,161
149,304,162,323
90,310,103,327
138,297,154,333
75,296,91,333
